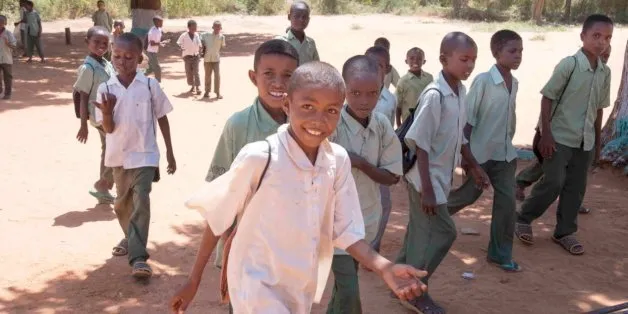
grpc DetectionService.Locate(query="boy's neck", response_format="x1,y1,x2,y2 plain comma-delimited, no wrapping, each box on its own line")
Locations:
581,48,599,70
117,72,137,88
495,63,512,78
346,106,370,128
290,28,305,41
441,71,461,96
409,69,423,77
259,99,288,124
287,126,319,165
89,53,104,63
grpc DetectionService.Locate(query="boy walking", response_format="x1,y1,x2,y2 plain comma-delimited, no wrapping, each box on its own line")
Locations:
515,14,613,256
92,0,113,33
374,37,400,90
0,15,17,100
177,20,202,95
397,32,489,313
447,30,524,272
395,47,433,126
201,20,226,99
278,1,319,65
21,0,44,63
145,16,166,82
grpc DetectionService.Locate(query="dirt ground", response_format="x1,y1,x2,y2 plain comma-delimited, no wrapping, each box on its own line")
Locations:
1,15,627,314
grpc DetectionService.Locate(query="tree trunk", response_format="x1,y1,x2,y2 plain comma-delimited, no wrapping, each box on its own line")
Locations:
600,40,628,175
452,0,463,18
532,0,545,25
562,0,572,22
130,0,161,45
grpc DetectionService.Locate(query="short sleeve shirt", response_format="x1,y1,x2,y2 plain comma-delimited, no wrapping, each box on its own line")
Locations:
0,29,17,64
201,32,226,62
466,65,518,164
540,49,611,151
73,56,116,126
25,10,41,36
374,87,397,127
146,26,162,53
404,71,467,205
176,31,202,57
396,70,434,122
95,72,173,169
276,30,319,65
92,10,113,33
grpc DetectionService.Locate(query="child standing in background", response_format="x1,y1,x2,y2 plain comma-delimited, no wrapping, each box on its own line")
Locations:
92,0,113,33
395,47,432,126
201,20,226,99
177,20,202,95
21,0,44,63
145,16,167,83
278,0,319,65
0,15,17,100
374,37,400,90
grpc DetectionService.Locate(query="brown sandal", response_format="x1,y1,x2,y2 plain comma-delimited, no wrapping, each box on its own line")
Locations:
515,222,534,245
552,235,584,255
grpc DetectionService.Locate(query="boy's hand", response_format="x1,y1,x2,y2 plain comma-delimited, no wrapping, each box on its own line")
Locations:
93,93,117,115
170,280,198,313
381,264,428,301
76,124,88,143
421,187,437,215
347,152,365,169
469,165,490,190
539,133,557,159
166,151,177,174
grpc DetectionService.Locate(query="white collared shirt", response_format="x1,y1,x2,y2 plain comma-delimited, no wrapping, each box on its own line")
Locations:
176,31,202,57
185,124,365,313
374,87,397,127
404,71,468,205
146,26,162,53
95,72,173,169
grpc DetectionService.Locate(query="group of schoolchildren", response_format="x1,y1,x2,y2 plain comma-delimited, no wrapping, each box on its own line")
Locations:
68,0,614,312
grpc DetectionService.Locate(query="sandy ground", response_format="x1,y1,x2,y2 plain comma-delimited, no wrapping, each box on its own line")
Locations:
1,15,627,314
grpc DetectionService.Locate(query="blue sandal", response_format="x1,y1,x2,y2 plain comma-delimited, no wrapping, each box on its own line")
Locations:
488,258,522,272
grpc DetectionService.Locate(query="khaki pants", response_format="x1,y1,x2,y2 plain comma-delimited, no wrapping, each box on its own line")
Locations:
113,167,156,265
96,126,113,185
0,64,13,96
204,62,220,94
145,52,161,82
183,55,200,87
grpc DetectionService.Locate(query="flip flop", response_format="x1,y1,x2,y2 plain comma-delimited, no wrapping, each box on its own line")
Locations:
400,295,446,314
579,206,591,214
89,190,115,204
487,258,523,272
132,261,153,279
515,222,534,245
552,235,585,255
112,238,128,256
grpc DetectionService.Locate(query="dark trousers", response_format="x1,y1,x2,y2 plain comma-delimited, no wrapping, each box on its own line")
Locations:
204,61,220,94
183,55,200,87
27,34,43,58
327,255,362,314
0,64,13,96
517,143,592,238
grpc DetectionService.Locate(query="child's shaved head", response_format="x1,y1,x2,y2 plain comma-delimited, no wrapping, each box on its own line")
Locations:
290,0,311,14
440,32,477,56
342,55,379,81
254,39,299,70
115,32,143,52
288,61,345,97
407,47,424,58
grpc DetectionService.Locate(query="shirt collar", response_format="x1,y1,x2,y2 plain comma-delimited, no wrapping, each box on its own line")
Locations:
435,71,459,97
253,97,281,133
286,29,310,43
407,70,427,80
575,49,606,73
277,124,334,170
489,64,519,86
340,105,377,135
108,71,148,87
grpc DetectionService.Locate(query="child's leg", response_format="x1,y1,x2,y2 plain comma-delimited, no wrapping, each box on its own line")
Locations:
184,56,193,87
193,57,201,88
553,148,592,239
326,255,362,314
145,52,155,75
372,184,392,253
204,62,212,93
486,160,518,265
0,65,4,93
26,35,35,58
447,163,485,215
33,36,44,59
97,126,114,190
515,161,543,189
213,62,221,96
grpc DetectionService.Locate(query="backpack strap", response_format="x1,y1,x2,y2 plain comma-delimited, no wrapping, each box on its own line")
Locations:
147,78,157,137
255,140,272,191
550,55,578,121
83,62,96,99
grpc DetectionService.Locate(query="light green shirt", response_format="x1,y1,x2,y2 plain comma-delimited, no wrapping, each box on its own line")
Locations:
330,107,402,252
25,10,41,36
395,70,434,122
201,32,226,63
276,30,319,65
92,10,113,33
73,56,116,126
467,65,518,164
404,72,468,205
205,98,281,181
383,65,400,90
541,49,611,151
0,29,17,64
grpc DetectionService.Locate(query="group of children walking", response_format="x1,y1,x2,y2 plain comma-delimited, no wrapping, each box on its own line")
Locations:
67,0,613,312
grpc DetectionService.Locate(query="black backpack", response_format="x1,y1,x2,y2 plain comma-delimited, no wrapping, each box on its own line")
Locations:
73,63,95,119
395,87,444,174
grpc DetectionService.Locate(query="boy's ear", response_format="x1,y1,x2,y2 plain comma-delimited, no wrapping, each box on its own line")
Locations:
139,54,144,63
248,70,257,86
282,94,290,115
439,54,446,65
580,32,584,42
423,59,426,65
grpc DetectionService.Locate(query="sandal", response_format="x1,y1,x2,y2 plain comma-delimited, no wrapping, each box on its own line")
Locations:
579,206,591,214
112,238,128,256
400,295,446,314
487,258,522,272
89,190,115,204
132,261,153,279
552,235,584,255
515,222,534,245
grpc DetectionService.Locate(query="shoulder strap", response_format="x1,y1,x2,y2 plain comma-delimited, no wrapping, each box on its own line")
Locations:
84,63,96,97
255,140,272,192
550,56,577,121
147,78,156,137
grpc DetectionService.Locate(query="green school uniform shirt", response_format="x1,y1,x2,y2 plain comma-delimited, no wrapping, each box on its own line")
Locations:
92,10,113,33
329,107,402,252
201,32,226,63
541,49,611,152
25,10,41,36
205,98,281,182
73,56,116,126
395,70,434,121
276,30,319,65
467,65,518,164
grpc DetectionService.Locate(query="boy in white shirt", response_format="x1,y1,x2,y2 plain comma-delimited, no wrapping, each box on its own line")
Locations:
176,20,202,95
145,15,167,82
94,33,177,279
0,15,17,100
171,61,427,314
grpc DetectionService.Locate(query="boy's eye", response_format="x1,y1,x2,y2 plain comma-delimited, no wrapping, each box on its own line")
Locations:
327,108,339,114
351,91,360,97
302,104,313,110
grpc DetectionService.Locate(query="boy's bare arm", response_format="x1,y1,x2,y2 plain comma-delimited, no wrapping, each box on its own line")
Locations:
395,107,402,127
348,152,399,185
538,96,557,158
461,144,489,189
158,115,177,174
594,108,603,164
416,148,437,215
101,112,115,133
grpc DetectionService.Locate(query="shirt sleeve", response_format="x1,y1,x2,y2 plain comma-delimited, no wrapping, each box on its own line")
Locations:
7,32,17,47
73,64,95,94
599,69,611,109
395,80,406,111
541,56,577,101
176,32,185,47
148,79,173,119
205,118,236,182
391,67,400,86
186,142,269,236
405,89,442,153
378,119,403,176
332,150,366,250
465,74,486,127
312,40,320,62
94,82,108,123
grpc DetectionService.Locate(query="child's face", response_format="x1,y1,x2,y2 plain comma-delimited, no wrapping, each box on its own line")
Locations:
26,4,33,11
406,51,425,73
345,73,381,120
442,45,477,81
288,6,310,32
212,24,221,33
87,32,110,57
581,22,613,58
154,19,163,28
496,39,523,71
0,19,6,29
601,46,611,64
285,85,344,151
98,2,105,10
112,41,142,77
367,53,390,81
114,24,124,32
188,24,198,33
249,54,299,111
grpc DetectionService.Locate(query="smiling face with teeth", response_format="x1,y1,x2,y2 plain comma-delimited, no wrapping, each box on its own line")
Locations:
406,49,426,76
249,54,299,120
86,27,110,59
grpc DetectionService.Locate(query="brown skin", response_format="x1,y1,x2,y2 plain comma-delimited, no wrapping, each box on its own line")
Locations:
418,43,489,215
601,45,611,64
344,72,399,185
396,50,426,126
538,22,613,160
93,40,176,174
288,3,310,42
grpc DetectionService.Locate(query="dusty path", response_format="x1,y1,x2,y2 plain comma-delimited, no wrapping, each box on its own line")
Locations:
0,15,627,314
